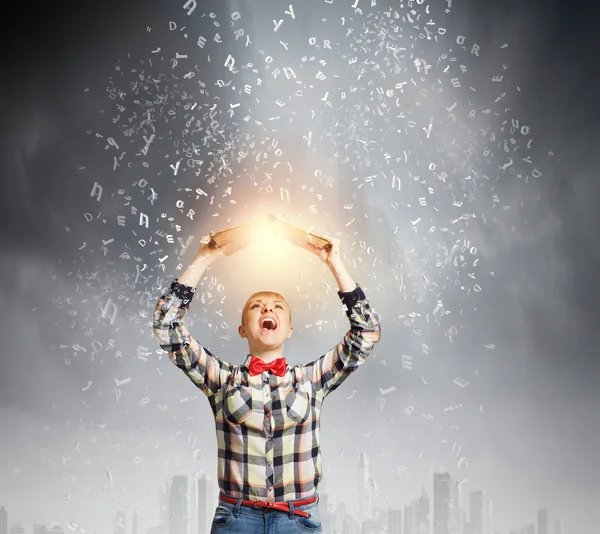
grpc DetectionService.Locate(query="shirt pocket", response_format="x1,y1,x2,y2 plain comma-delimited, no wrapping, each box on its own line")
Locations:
284,386,311,425
222,384,265,431
222,384,253,425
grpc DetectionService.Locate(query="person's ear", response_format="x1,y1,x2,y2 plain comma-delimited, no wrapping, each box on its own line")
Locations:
287,325,293,339
238,325,247,338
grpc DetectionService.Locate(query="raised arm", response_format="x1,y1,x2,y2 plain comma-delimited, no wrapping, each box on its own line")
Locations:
292,237,382,398
152,236,240,397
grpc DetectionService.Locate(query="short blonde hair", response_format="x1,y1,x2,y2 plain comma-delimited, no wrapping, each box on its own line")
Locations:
241,291,291,326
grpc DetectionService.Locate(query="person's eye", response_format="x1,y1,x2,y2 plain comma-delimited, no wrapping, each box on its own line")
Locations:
276,304,283,309
251,304,259,309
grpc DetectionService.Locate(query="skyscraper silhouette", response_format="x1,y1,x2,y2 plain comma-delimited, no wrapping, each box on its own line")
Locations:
434,472,460,534
388,508,402,534
553,520,562,534
538,509,549,534
132,509,140,534
169,474,189,534
415,487,431,534
159,484,168,533
406,502,419,534
320,492,331,534
193,472,214,534
0,507,7,534
343,514,360,534
114,510,126,534
336,502,348,533
470,491,493,534
356,451,371,527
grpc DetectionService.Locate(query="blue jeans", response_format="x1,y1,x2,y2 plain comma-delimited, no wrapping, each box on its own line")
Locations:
210,493,322,533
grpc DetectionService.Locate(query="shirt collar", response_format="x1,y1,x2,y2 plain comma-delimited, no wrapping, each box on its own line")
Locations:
242,354,253,370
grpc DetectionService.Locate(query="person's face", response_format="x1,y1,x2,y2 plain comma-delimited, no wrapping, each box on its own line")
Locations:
238,293,293,352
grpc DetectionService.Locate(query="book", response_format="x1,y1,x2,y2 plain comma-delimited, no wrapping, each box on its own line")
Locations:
208,214,332,256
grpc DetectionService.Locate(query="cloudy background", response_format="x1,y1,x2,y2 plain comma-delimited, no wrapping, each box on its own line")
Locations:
0,0,599,533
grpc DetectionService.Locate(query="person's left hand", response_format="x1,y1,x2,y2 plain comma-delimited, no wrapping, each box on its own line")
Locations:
297,236,342,269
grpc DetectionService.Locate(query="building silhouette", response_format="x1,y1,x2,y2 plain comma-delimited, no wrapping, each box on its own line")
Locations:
343,514,360,534
457,484,465,534
0,507,7,534
538,510,549,534
434,472,461,534
168,474,189,534
321,492,337,534
388,507,402,534
9,526,24,534
159,484,168,533
553,520,562,534
335,502,348,534
356,451,371,527
470,491,493,534
406,502,419,534
372,505,383,524
132,509,141,534
415,488,431,534
114,509,126,534
360,518,384,534
193,472,214,534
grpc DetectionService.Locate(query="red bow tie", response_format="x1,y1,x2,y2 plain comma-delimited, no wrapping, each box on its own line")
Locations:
248,356,287,377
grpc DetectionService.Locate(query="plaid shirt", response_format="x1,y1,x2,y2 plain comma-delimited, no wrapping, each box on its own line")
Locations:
152,278,381,502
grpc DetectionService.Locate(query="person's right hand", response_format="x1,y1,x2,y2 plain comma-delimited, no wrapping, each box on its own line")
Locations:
196,235,223,261
196,232,249,260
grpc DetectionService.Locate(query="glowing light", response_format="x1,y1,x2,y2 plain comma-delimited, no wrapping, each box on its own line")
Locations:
253,218,287,247
210,213,325,256
214,214,335,308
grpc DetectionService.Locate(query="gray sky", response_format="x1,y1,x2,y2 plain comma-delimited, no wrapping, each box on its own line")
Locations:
1,0,599,533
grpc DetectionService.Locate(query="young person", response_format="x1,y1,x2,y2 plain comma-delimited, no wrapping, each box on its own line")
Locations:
152,229,382,533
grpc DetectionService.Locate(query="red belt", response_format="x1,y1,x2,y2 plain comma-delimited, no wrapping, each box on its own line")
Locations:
219,493,316,518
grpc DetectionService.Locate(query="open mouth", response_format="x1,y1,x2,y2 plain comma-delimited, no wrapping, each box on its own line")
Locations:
259,317,278,331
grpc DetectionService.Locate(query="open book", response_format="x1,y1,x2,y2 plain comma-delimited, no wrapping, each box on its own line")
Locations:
208,214,332,256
